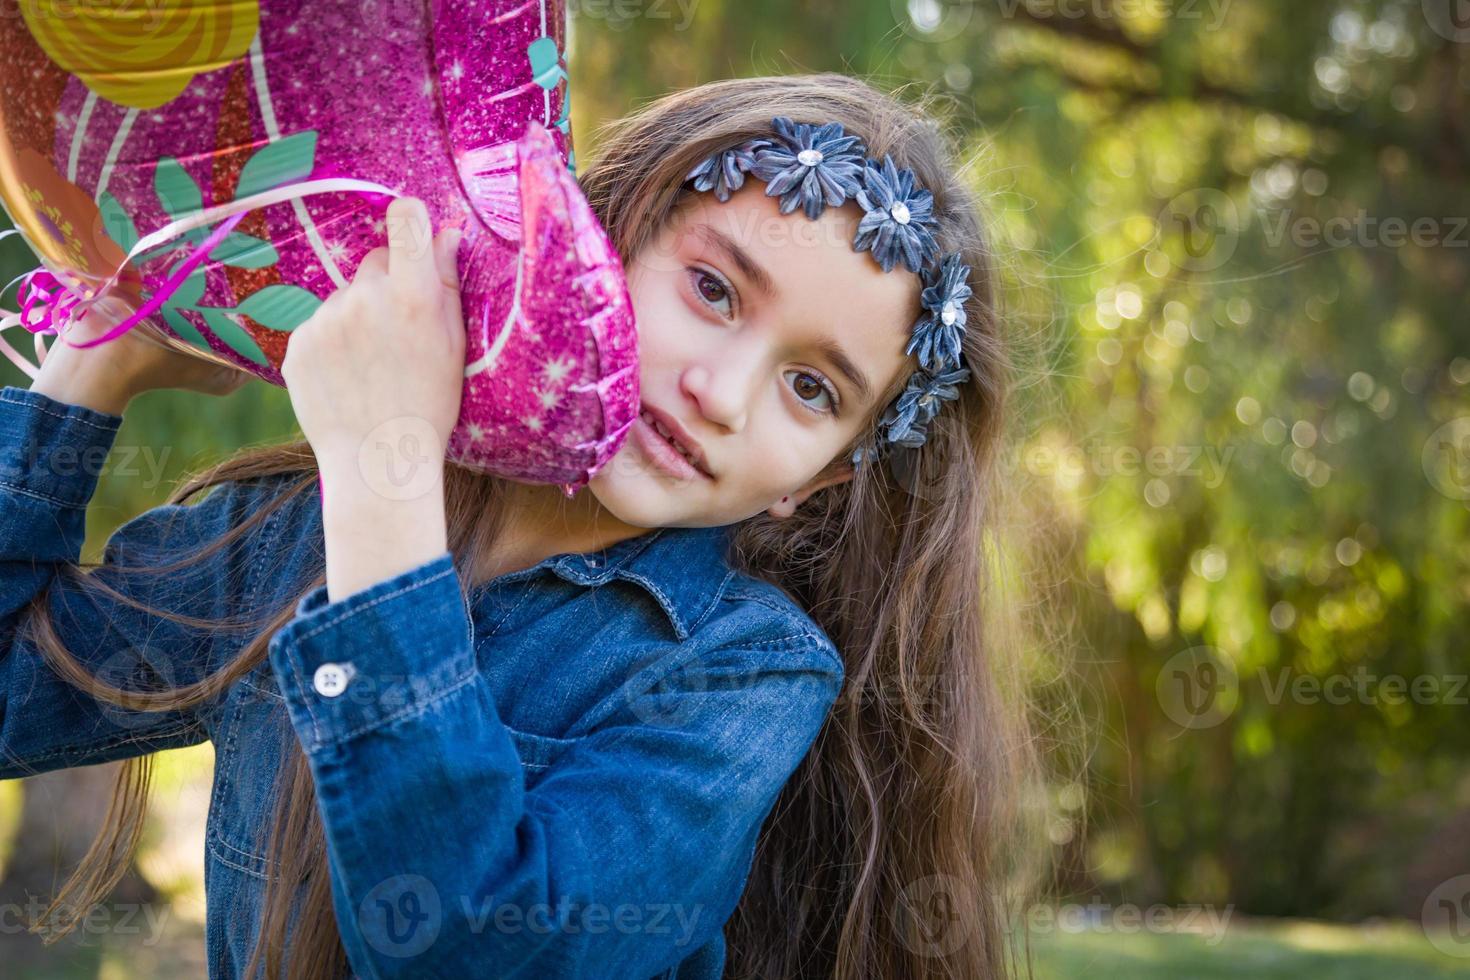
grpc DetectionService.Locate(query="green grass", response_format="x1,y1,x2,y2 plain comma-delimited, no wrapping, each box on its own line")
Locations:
1030,917,1470,979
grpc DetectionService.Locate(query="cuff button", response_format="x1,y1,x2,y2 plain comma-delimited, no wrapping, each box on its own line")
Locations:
313,662,353,698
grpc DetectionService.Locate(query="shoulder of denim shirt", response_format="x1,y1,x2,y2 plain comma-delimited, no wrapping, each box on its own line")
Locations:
540,523,845,675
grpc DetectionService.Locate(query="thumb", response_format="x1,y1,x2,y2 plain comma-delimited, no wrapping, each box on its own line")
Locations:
435,227,463,293
435,229,465,349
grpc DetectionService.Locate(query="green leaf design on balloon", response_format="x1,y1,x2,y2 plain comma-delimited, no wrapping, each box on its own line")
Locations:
211,232,279,269
138,133,317,268
200,309,270,367
97,192,139,254
154,157,203,220
234,283,322,332
142,263,210,353
168,265,208,308
236,131,319,200
108,132,326,368
144,157,211,256
161,307,213,353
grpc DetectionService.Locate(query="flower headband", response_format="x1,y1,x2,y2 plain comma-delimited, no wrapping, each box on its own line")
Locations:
684,116,972,479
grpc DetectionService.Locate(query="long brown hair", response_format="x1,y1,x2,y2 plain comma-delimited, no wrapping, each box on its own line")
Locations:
21,74,1053,978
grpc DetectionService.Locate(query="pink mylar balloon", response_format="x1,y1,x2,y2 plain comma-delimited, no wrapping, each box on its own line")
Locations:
0,0,638,494
450,124,638,487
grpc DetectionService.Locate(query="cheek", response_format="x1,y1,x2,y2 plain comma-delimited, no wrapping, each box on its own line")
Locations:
628,273,689,360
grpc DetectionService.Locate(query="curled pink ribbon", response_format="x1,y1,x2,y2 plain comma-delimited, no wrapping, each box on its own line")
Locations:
0,175,403,378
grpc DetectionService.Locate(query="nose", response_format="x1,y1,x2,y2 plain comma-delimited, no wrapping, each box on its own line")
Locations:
680,353,758,434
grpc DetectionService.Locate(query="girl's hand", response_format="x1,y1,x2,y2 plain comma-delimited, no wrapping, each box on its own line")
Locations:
280,196,465,601
31,293,250,415
281,196,464,495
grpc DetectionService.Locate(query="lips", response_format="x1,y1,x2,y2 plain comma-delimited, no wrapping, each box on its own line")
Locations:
638,405,713,478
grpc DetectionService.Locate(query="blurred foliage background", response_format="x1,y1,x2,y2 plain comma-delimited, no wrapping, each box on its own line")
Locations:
2,0,1469,975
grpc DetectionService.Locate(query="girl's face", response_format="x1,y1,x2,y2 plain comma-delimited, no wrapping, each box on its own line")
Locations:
586,182,918,528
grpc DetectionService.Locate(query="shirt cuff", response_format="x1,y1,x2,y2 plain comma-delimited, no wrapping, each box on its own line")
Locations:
0,385,124,509
266,551,478,751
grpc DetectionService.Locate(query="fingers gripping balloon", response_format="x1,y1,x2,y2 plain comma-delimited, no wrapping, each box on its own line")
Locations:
0,0,637,496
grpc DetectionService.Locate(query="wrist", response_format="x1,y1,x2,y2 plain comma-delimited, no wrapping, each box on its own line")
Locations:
319,469,449,603
31,357,136,417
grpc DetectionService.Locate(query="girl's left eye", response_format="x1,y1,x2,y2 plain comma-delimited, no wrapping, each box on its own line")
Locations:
786,370,840,417
688,268,734,318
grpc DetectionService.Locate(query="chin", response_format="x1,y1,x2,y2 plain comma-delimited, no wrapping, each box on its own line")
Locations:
583,464,677,526
595,454,748,527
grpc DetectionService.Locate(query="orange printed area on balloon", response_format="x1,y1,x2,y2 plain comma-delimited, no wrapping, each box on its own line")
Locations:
18,0,261,111
2,146,140,298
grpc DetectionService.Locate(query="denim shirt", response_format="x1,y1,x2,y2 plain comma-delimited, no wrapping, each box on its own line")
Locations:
0,385,845,979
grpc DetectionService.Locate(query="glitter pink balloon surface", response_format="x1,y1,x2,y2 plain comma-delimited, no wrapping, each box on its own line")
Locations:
0,0,638,494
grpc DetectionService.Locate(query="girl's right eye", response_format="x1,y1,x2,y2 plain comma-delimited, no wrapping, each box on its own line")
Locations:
688,267,735,319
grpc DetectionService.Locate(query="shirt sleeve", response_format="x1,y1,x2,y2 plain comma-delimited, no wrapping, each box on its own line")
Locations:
0,385,274,778
266,552,845,979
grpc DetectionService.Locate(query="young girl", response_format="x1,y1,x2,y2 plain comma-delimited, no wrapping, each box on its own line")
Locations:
1,74,1039,978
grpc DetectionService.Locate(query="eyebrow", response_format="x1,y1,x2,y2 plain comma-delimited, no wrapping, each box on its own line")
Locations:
693,224,875,408
695,225,777,299
813,335,875,408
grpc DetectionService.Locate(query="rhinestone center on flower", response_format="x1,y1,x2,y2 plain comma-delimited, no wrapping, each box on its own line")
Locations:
941,301,958,326
890,202,911,225
796,148,824,167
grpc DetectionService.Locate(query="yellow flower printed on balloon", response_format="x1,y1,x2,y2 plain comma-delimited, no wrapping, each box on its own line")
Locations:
19,0,261,110
6,147,139,294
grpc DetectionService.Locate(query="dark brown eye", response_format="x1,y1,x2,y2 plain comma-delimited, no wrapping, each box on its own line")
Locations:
785,370,839,416
696,273,727,304
793,374,822,400
688,268,735,318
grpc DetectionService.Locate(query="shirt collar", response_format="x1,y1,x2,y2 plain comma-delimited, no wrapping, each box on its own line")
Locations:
545,524,737,642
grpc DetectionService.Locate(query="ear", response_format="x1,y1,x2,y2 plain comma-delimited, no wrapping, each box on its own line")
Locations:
767,464,855,519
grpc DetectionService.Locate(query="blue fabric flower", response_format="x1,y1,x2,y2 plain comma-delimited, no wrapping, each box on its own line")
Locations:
686,139,771,202
853,156,939,274
849,439,880,467
879,363,971,449
750,117,866,220
905,252,972,372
